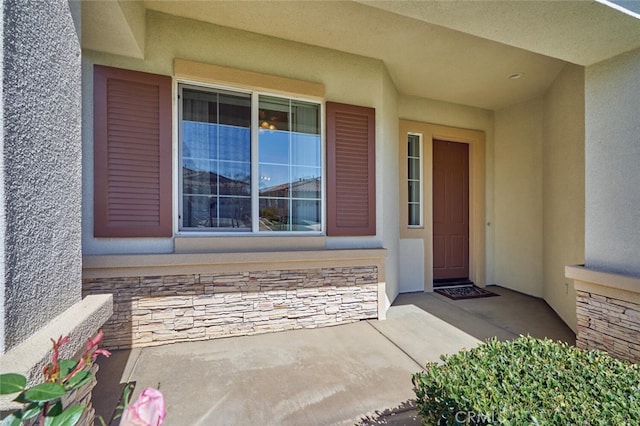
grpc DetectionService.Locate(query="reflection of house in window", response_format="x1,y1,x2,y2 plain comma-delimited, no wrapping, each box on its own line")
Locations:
182,167,251,229
260,176,321,198
259,177,322,231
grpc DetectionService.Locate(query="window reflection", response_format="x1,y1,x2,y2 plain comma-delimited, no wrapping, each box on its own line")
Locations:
180,85,322,233
181,88,251,230
183,196,251,229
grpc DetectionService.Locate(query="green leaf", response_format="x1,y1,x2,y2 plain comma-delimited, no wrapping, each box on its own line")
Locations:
12,392,29,403
47,400,63,417
48,405,84,426
0,373,26,395
22,402,45,420
58,359,77,378
24,382,65,402
121,381,135,406
65,371,92,390
0,413,22,426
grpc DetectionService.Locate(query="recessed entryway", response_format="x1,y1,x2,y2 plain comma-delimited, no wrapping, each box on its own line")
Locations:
398,120,485,293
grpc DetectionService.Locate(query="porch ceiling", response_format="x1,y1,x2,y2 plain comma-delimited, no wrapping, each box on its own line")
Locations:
83,0,640,111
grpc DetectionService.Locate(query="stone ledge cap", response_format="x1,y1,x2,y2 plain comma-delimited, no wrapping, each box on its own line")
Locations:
566,264,640,294
0,294,113,411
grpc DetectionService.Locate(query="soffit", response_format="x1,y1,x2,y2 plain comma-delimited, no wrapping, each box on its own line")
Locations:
81,0,145,59
358,0,640,67
85,1,640,110
143,0,571,110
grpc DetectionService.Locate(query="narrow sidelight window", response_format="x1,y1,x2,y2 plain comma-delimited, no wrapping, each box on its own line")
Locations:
407,133,422,227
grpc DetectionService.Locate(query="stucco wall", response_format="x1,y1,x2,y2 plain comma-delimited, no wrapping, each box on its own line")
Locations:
82,11,400,301
585,48,640,277
494,98,544,297
1,0,82,352
542,64,585,331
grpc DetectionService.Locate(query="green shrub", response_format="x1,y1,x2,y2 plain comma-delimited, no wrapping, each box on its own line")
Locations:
412,336,640,425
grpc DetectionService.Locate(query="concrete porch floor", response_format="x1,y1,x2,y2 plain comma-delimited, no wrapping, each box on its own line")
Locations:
93,286,574,425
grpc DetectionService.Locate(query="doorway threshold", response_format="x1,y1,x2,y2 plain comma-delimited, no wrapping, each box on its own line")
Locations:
433,278,474,288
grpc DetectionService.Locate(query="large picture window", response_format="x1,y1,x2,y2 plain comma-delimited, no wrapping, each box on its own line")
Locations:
179,84,322,233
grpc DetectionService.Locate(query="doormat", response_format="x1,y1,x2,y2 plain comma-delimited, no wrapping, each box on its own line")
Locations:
435,285,499,300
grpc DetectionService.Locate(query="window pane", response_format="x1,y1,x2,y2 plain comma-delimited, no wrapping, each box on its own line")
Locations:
217,197,251,229
219,93,251,127
182,195,251,230
183,121,214,159
183,89,217,123
259,96,289,131
408,180,420,202
217,161,251,196
259,164,289,196
183,159,214,195
408,134,420,157
218,125,250,162
408,158,420,180
259,198,289,231
291,166,321,198
258,95,321,233
181,87,251,230
291,199,321,231
291,133,321,167
408,203,420,226
407,134,422,227
183,195,213,228
258,129,289,164
291,100,320,135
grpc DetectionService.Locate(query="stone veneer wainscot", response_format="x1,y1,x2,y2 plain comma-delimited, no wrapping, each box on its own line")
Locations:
567,265,640,363
83,250,387,349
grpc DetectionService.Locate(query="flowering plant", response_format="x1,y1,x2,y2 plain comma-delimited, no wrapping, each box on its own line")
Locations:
0,331,111,426
118,387,165,426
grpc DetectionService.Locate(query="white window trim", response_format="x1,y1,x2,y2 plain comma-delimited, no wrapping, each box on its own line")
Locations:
175,79,325,236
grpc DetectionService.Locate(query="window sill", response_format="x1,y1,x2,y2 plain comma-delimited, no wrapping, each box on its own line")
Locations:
82,247,387,279
174,234,327,253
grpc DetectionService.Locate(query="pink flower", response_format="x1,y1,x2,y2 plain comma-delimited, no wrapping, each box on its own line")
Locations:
87,330,104,351
119,388,166,426
93,348,111,359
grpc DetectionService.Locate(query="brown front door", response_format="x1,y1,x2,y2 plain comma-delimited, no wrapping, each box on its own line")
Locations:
433,140,469,281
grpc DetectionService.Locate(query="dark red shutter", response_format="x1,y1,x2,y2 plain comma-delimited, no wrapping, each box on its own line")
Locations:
93,65,172,237
326,102,376,236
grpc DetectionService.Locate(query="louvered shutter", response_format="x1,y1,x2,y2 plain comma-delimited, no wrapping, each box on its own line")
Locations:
93,65,172,237
326,102,376,236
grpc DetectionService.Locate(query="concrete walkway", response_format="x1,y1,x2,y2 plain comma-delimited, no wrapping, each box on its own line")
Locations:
93,286,574,425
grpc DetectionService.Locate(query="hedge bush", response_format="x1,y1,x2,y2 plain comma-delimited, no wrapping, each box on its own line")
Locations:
412,336,640,425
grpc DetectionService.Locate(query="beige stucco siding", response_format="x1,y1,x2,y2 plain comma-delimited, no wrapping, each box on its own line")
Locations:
543,64,585,332
494,97,545,297
585,47,640,277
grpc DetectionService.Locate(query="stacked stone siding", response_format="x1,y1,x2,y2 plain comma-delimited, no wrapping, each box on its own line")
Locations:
576,290,640,363
83,266,378,349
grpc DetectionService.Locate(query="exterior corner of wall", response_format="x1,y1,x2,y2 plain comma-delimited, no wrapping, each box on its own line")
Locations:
378,281,388,320
3,0,84,350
